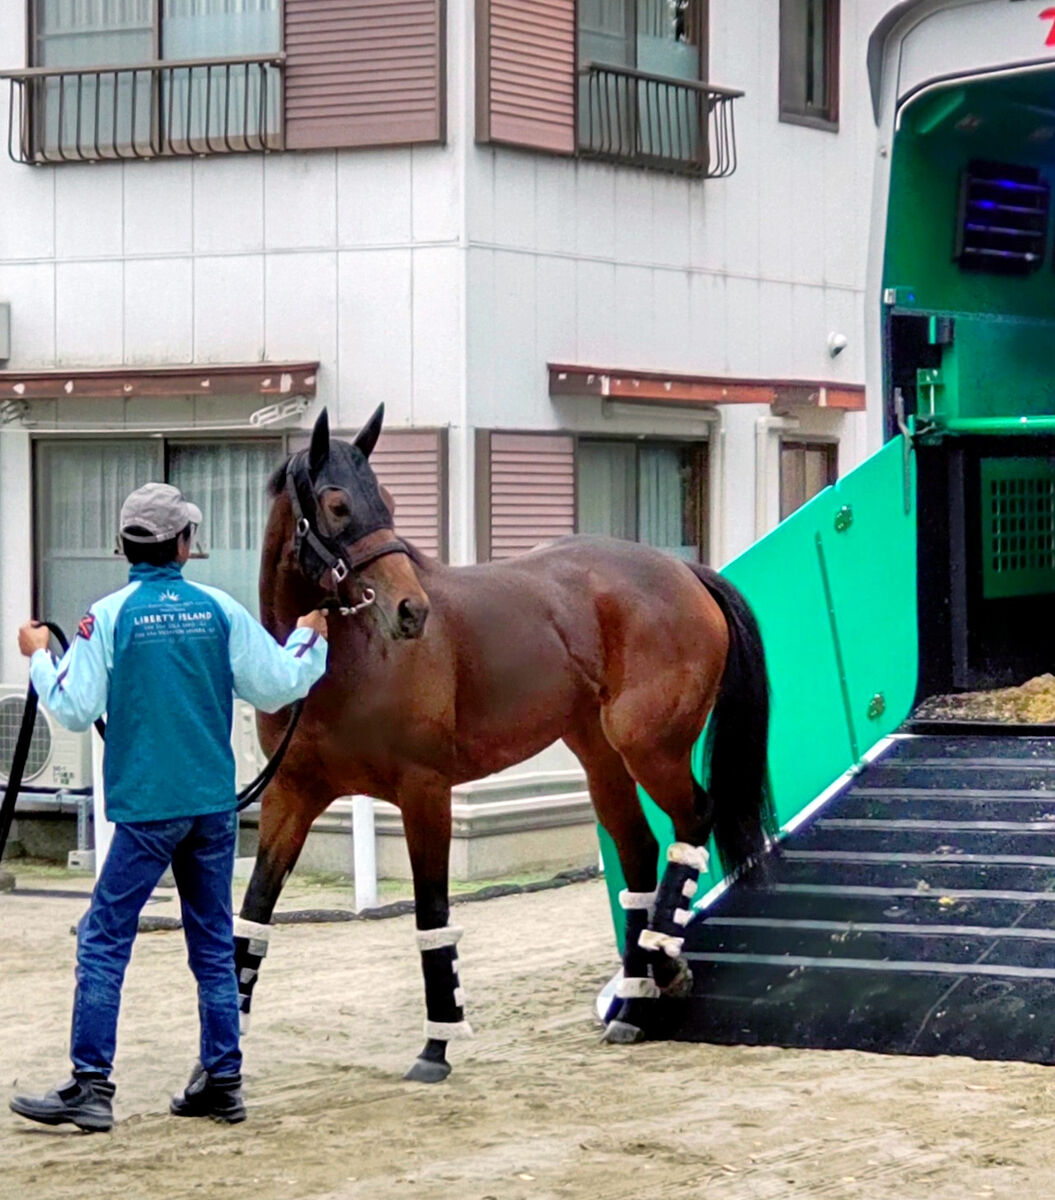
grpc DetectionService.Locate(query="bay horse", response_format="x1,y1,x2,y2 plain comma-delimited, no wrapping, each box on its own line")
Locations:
234,405,773,1082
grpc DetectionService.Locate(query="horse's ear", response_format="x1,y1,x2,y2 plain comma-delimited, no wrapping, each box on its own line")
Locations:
308,407,330,474
353,403,384,460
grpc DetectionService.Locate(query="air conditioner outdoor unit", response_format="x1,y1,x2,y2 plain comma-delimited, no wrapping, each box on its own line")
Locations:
231,699,268,792
0,686,92,791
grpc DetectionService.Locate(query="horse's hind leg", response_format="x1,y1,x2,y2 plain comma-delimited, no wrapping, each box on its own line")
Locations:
235,775,325,1032
615,742,715,988
564,724,663,1045
400,771,471,1084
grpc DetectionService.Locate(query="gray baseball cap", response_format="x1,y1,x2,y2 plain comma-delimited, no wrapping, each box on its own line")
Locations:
120,482,203,543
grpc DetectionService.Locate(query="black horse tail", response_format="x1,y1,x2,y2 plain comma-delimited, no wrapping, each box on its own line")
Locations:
688,564,776,878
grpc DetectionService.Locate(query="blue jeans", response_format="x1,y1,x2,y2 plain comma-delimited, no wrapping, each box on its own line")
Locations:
71,810,241,1080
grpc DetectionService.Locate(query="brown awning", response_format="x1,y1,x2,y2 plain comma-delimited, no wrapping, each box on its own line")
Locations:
0,361,318,401
548,363,865,411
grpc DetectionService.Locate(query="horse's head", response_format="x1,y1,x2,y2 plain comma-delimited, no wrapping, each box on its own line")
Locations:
273,405,430,640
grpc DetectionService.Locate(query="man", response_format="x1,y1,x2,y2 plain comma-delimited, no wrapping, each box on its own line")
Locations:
9,482,327,1132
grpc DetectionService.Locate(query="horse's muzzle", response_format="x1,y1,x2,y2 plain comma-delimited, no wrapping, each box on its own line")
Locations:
396,597,429,639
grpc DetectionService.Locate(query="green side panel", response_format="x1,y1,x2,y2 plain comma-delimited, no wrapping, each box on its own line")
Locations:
823,442,919,754
980,457,1055,600
601,438,918,950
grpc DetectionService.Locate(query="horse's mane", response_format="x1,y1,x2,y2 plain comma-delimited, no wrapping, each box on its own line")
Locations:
268,458,291,498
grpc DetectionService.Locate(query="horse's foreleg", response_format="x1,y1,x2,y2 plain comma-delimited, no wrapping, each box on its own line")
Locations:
399,774,469,1083
235,778,321,1033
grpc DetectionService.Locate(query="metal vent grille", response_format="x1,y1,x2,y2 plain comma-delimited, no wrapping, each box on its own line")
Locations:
981,458,1055,599
956,161,1049,275
0,695,51,782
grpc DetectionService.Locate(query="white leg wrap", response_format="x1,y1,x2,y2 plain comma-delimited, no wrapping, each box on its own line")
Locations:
424,1018,474,1041
639,928,685,958
416,925,464,952
619,890,657,911
673,908,694,927
615,976,661,1000
682,878,698,900
667,842,709,872
234,917,272,958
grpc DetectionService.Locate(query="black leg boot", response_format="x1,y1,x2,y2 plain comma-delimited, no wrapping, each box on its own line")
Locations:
639,842,707,997
405,925,472,1083
233,917,271,1034
603,890,660,1044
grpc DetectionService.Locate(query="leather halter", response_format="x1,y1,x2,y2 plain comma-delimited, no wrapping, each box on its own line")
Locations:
285,452,410,591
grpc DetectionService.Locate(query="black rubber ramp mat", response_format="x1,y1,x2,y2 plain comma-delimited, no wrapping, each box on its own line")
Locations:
673,734,1055,1062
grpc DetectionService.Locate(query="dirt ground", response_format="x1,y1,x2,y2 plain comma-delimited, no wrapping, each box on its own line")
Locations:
3,871,1055,1200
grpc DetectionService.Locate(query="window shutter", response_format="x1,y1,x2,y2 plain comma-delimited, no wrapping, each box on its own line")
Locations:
284,0,446,151
370,429,447,561
476,0,576,155
483,433,575,561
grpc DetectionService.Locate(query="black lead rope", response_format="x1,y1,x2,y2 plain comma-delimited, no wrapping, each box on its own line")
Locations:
234,698,304,813
0,623,102,867
0,622,306,868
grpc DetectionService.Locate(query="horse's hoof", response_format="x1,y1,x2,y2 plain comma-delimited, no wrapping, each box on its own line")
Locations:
404,1056,452,1084
603,1019,646,1045
658,957,694,999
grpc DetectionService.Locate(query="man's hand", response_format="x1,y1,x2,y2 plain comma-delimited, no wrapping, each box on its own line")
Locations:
18,621,51,659
296,610,328,638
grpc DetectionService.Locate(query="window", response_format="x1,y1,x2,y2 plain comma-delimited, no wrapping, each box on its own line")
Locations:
779,0,839,129
28,0,281,157
12,2,446,163
577,0,714,173
578,0,706,79
35,438,281,638
577,439,709,561
780,440,837,521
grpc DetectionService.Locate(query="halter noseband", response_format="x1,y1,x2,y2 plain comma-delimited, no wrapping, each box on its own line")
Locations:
285,452,410,606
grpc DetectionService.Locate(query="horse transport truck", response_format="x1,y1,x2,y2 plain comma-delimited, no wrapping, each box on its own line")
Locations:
600,0,1055,1062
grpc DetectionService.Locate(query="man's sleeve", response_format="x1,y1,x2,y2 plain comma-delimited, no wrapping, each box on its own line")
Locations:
29,611,109,733
226,601,327,713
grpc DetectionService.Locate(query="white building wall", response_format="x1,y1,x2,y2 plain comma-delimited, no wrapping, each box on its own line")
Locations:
466,0,896,564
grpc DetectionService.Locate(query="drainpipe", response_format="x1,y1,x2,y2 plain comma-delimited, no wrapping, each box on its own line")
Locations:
754,413,800,540
704,409,726,567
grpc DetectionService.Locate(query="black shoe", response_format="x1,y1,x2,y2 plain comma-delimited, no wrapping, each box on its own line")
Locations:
10,1076,115,1133
170,1062,246,1124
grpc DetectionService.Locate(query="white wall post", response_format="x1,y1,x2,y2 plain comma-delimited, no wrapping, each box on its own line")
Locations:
352,794,377,911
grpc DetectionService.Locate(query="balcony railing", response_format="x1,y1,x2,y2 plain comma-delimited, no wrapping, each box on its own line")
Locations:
578,62,742,179
2,55,283,165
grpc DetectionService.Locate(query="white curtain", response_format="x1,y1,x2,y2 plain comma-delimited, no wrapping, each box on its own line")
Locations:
636,0,700,79
577,442,637,541
638,444,696,560
35,0,153,154
37,439,280,635
162,0,281,147
37,440,160,637
169,441,280,617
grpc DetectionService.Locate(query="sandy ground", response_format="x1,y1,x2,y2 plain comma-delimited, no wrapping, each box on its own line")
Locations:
3,872,1055,1200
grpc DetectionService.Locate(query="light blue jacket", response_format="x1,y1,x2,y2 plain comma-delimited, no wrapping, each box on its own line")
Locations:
30,562,327,824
